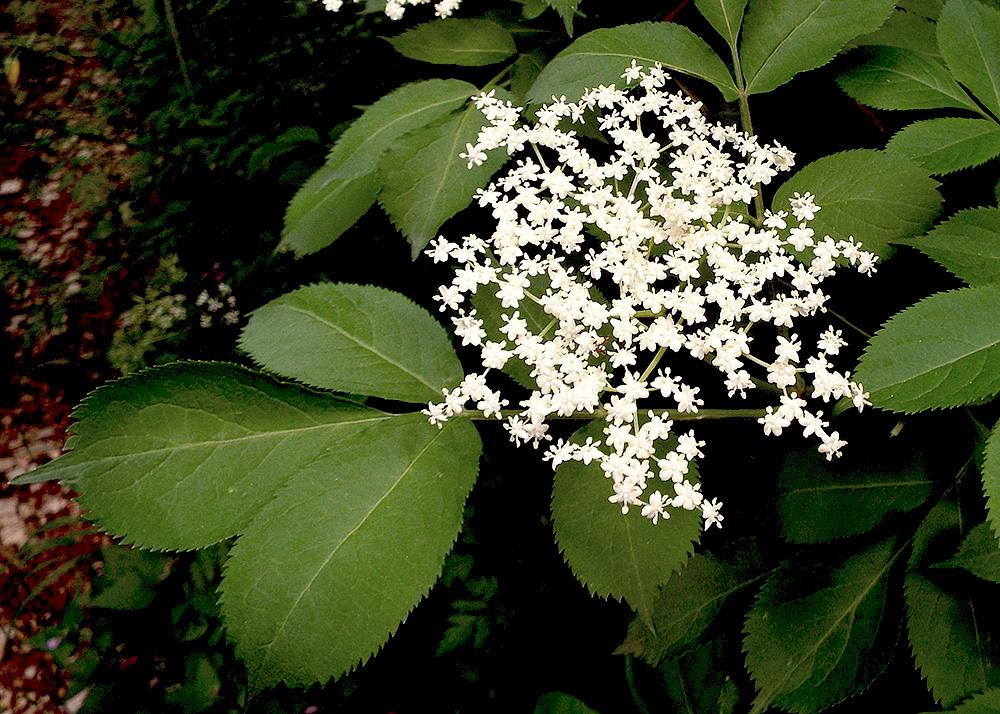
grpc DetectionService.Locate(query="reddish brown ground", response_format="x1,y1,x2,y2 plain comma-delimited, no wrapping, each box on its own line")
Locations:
2,3,141,711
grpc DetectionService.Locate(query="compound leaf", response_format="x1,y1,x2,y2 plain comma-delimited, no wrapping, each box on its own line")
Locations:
220,413,481,690
887,118,1000,175
854,286,1000,412
837,47,980,112
552,421,701,630
526,23,738,104
910,207,1000,286
739,0,896,96
327,79,476,180
772,149,942,260
938,0,1000,118
744,538,903,713
13,363,389,550
386,19,517,66
379,93,513,257
239,283,463,404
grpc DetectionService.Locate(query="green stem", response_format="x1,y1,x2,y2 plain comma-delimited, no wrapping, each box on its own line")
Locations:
163,0,195,99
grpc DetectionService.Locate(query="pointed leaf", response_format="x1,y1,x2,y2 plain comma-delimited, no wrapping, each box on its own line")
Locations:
739,0,896,96
13,363,389,550
386,19,517,66
220,413,481,689
907,502,1000,708
543,0,580,35
379,94,514,257
982,422,1000,544
938,0,1000,118
744,538,904,713
934,522,1000,583
910,207,1000,286
837,47,980,112
278,167,378,257
850,9,941,57
526,23,738,104
777,432,935,542
854,286,1000,412
552,421,701,629
620,553,761,664
239,283,464,403
888,117,1000,175
693,0,749,47
327,79,476,180
772,149,942,260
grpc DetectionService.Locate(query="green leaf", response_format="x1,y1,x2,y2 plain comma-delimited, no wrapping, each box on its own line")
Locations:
739,0,897,96
543,0,580,35
220,413,481,690
744,538,903,713
934,522,1000,583
510,52,547,102
924,689,1000,714
837,47,980,111
552,421,701,629
386,19,517,66
658,637,731,714
772,149,942,260
938,0,1000,118
887,118,1000,175
239,283,464,404
278,167,379,257
534,691,601,714
526,23,738,104
982,423,1000,543
902,0,945,19
619,553,761,664
13,363,389,550
910,207,1000,286
854,286,1000,412
379,94,513,257
777,433,935,543
327,79,476,180
850,9,941,56
907,501,1000,708
693,0,749,47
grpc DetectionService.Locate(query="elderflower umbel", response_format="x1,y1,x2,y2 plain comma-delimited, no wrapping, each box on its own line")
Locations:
424,63,875,531
316,0,463,20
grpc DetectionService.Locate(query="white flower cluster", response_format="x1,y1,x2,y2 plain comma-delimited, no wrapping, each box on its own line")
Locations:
195,282,239,328
423,62,875,530
318,0,462,20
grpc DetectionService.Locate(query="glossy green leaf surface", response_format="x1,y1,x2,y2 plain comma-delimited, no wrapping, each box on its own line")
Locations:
279,167,379,257
938,0,1000,118
693,0,749,47
379,94,513,257
837,47,979,112
327,79,476,180
934,522,1000,583
982,423,1000,545
772,149,941,260
887,118,1000,175
910,207,1000,286
744,538,903,713
739,0,896,95
15,363,389,550
386,19,517,66
854,286,1000,412
526,23,738,104
220,414,481,690
777,436,935,542
552,421,700,629
239,283,464,403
